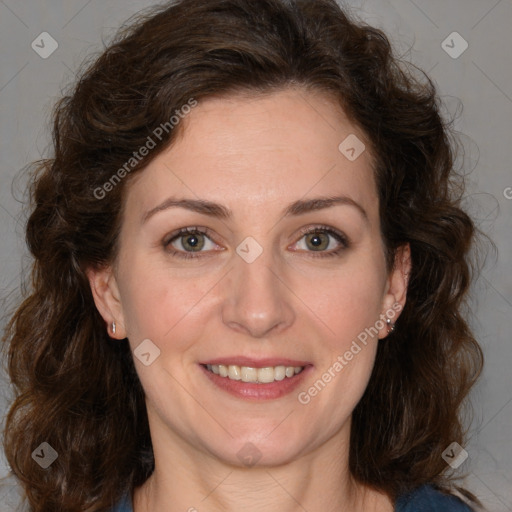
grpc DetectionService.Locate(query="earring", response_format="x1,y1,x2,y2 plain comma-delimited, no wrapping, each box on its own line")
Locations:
111,321,116,335
386,317,395,334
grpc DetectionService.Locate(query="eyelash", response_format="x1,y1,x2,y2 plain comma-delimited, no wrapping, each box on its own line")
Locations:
163,225,350,260
295,225,349,258
163,227,217,260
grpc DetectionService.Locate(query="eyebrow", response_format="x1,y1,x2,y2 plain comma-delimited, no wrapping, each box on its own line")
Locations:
141,195,368,224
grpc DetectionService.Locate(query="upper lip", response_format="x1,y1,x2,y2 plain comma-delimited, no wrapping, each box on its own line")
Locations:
200,357,311,368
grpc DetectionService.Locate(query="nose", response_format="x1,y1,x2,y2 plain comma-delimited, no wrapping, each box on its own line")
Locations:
221,246,295,338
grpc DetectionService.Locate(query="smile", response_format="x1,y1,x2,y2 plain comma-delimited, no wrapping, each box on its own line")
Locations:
205,364,304,383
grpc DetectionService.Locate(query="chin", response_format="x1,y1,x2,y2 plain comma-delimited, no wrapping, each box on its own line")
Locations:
204,428,311,469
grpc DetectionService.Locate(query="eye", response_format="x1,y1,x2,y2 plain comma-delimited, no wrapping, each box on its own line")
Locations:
163,227,221,259
291,226,349,257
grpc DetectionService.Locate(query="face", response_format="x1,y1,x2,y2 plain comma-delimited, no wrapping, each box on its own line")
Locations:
90,88,409,468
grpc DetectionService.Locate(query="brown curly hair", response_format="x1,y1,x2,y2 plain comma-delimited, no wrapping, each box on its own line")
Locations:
2,0,484,510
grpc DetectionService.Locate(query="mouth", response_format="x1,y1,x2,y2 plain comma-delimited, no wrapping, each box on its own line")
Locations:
199,358,312,400
203,363,305,383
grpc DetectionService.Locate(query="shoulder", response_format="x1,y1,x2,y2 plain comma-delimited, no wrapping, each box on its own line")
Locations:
395,484,476,512
111,492,133,512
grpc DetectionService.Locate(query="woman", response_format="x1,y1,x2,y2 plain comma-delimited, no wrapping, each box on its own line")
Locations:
2,0,485,510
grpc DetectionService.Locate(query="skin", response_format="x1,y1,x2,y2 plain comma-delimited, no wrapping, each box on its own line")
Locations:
89,88,411,512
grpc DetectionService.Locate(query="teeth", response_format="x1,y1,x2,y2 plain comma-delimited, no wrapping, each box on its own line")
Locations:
206,364,304,383
274,365,286,381
241,366,258,382
257,367,274,384
228,365,241,380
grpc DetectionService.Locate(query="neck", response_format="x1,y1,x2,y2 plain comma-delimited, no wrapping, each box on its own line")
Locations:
132,415,389,512
134,463,364,512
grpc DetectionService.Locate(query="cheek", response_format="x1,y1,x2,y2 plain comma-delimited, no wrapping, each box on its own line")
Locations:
116,256,195,341
299,267,383,423
117,251,223,355
295,263,385,348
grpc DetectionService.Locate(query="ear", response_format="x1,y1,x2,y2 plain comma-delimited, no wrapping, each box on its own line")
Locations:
378,243,411,339
87,265,127,339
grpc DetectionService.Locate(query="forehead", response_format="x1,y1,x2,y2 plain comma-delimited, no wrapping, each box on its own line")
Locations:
124,88,378,221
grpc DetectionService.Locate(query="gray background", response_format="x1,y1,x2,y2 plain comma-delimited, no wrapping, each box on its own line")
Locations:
0,0,510,511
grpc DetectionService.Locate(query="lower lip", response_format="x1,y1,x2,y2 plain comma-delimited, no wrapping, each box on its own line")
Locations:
200,364,313,401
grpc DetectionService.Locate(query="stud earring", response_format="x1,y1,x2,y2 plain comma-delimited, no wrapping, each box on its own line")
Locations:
111,321,116,335
386,317,395,334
